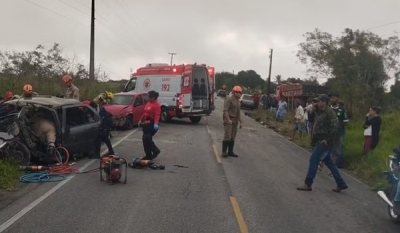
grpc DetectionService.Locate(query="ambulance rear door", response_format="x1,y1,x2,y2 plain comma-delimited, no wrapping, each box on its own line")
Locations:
180,67,193,112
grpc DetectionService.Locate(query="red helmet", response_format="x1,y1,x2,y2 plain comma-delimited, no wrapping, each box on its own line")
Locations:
62,75,72,83
5,91,13,100
23,84,33,92
232,86,242,93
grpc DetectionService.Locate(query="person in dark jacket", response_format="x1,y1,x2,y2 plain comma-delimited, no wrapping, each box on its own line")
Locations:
92,100,115,159
139,91,161,160
363,106,382,161
297,94,348,192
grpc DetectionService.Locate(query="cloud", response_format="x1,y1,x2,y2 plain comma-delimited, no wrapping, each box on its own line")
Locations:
0,0,399,86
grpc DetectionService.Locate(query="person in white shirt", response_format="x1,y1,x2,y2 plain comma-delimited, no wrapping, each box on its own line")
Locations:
291,100,305,140
305,100,314,134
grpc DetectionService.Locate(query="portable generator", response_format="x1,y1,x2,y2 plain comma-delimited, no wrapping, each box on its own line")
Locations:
100,155,127,184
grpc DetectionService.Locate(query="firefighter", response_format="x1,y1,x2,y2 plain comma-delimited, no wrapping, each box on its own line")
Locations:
138,90,161,160
222,85,242,158
92,99,115,159
62,75,80,100
4,91,13,101
22,84,33,98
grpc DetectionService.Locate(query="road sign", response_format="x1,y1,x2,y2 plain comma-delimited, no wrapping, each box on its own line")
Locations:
222,84,226,89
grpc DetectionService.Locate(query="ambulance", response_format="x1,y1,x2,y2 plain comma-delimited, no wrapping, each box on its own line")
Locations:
123,63,214,123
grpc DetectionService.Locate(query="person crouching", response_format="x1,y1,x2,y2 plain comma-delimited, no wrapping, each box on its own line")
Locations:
92,100,115,159
138,91,161,160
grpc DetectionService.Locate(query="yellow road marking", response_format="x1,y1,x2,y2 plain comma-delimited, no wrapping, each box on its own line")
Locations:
212,144,222,163
230,196,249,233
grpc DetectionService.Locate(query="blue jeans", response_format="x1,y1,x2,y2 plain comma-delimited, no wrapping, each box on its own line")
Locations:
305,145,347,187
333,131,345,167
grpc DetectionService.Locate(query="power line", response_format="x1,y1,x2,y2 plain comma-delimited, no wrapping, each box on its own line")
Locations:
58,0,90,17
24,0,83,24
367,19,400,30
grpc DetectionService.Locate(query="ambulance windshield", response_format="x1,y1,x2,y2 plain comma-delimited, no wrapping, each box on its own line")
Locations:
125,77,137,92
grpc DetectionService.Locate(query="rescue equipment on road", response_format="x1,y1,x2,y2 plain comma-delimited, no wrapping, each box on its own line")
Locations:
128,157,165,170
100,154,128,184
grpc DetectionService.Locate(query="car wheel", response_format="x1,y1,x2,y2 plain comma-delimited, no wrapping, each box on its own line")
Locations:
160,108,171,123
123,115,134,130
189,116,202,124
9,141,31,166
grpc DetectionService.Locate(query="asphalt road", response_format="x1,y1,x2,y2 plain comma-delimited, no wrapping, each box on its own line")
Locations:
0,97,398,233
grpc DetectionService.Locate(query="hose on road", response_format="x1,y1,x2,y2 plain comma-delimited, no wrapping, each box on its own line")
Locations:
19,147,101,183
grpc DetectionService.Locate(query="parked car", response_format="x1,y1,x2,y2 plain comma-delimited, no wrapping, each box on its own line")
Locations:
1,96,101,164
217,89,226,97
103,92,148,130
240,94,254,109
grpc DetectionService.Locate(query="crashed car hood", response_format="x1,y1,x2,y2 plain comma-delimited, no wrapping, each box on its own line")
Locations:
103,104,131,116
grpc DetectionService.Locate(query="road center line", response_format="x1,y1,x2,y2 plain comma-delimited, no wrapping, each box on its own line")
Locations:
0,129,138,233
212,144,222,164
230,196,249,233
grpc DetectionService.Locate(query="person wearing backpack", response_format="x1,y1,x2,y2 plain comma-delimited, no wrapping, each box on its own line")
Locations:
92,100,115,159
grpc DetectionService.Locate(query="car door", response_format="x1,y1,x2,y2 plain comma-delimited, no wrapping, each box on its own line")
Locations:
132,94,145,123
62,105,100,155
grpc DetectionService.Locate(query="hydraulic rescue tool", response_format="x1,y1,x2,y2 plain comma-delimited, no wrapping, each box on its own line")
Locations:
100,154,128,184
128,157,165,170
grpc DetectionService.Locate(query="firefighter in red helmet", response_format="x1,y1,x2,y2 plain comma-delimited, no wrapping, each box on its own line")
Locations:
222,85,242,158
62,75,80,100
4,91,13,101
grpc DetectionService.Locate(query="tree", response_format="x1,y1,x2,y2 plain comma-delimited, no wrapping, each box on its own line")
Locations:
274,75,282,84
297,28,400,115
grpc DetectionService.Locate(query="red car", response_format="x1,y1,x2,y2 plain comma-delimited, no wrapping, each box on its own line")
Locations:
103,92,149,130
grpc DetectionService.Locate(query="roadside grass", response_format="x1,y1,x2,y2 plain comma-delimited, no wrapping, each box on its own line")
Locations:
252,108,400,189
0,76,124,191
0,76,123,101
0,158,21,191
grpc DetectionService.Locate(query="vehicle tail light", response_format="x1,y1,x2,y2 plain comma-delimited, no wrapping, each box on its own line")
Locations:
208,67,214,77
177,93,183,108
173,68,176,72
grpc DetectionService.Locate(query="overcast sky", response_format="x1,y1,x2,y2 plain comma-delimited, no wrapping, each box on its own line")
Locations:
1,0,399,87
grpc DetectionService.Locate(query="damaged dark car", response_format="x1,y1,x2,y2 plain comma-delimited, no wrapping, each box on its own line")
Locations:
0,96,101,165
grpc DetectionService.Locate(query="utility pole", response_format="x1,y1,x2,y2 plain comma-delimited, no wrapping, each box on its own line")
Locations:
168,52,177,66
89,0,95,80
267,49,273,96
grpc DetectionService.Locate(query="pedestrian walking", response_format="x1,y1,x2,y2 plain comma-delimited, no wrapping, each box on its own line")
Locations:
222,85,242,158
139,90,161,160
297,94,348,192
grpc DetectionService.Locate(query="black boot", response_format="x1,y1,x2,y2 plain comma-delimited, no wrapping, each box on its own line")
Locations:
228,140,238,157
222,141,228,158
152,148,161,160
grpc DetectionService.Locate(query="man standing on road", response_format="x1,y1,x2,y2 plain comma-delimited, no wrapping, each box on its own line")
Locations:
93,99,115,159
62,75,80,100
222,85,242,158
297,94,348,192
330,93,348,168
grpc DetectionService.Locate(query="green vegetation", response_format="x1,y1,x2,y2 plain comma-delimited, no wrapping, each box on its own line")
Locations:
0,43,126,100
0,158,21,191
